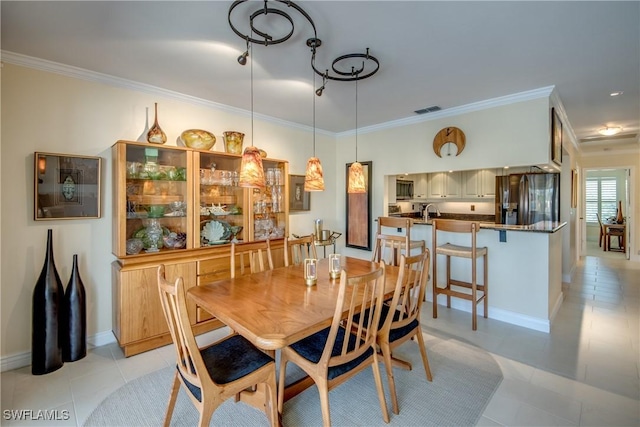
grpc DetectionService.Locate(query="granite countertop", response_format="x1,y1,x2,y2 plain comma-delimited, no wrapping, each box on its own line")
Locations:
413,218,567,233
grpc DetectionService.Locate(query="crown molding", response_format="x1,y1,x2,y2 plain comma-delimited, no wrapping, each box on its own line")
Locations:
337,86,555,138
1,50,334,137
3,50,557,140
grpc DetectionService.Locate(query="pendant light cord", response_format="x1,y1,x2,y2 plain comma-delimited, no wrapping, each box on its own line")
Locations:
313,71,316,157
355,69,358,162
250,38,254,147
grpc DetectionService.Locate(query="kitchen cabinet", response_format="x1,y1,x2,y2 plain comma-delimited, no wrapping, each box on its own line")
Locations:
413,173,428,199
428,171,461,198
462,169,498,198
111,140,289,355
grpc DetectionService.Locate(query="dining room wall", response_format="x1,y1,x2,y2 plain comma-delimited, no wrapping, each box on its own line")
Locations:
0,62,336,366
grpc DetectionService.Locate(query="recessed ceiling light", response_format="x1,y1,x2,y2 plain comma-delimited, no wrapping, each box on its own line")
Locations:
503,166,509,169
610,91,623,97
598,126,623,136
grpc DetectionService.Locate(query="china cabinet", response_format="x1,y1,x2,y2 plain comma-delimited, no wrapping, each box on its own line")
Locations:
111,141,289,356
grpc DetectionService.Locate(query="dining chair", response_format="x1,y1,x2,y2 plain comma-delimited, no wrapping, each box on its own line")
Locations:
372,216,425,266
230,239,274,278
377,250,433,415
595,213,605,248
277,264,390,426
284,234,318,266
156,265,278,427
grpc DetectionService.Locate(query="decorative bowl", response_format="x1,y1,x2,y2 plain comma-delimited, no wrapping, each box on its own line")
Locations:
181,129,216,150
163,232,187,249
126,238,144,255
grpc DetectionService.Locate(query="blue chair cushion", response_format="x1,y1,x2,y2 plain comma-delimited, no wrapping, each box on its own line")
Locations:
178,334,273,402
356,304,419,343
290,326,374,380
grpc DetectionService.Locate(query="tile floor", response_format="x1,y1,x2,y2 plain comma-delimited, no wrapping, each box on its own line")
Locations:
1,246,638,426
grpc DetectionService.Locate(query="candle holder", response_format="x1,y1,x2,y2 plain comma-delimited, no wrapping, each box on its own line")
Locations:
304,258,318,286
329,254,341,279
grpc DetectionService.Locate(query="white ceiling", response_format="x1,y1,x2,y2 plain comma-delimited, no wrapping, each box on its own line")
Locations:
2,1,639,153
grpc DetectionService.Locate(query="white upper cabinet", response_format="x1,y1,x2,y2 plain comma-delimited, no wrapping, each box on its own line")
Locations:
428,171,461,198
413,173,428,199
462,169,498,198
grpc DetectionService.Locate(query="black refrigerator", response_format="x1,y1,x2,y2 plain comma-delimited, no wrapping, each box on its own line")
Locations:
495,173,560,225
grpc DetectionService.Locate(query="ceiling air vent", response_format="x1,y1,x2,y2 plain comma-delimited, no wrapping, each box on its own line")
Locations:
414,106,441,115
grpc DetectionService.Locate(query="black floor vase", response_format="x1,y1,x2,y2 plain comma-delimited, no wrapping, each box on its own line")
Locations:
63,254,86,362
32,229,65,375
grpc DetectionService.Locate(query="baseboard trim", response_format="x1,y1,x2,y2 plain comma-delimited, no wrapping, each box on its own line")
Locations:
427,294,551,333
1,331,117,373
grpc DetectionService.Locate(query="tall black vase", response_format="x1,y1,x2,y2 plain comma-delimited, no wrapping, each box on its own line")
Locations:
32,229,65,375
63,254,87,362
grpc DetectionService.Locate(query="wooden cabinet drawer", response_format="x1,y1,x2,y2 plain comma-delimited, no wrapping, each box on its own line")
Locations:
198,257,231,280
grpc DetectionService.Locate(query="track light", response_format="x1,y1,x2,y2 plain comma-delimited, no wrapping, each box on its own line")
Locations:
237,50,248,65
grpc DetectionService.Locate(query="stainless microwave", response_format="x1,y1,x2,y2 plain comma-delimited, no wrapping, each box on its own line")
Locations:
396,179,414,200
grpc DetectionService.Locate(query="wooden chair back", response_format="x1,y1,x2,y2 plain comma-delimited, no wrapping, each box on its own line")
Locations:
432,219,480,257
325,264,386,372
595,213,605,247
157,265,207,398
231,240,274,278
372,216,413,265
284,234,318,267
382,250,430,335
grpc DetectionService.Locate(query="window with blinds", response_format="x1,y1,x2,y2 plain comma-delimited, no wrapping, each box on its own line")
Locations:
585,177,617,223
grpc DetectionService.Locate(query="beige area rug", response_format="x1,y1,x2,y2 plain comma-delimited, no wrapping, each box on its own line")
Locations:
85,333,502,426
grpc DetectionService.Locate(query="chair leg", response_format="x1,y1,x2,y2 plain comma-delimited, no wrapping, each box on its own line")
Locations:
471,258,477,331
432,255,438,319
277,358,288,414
483,253,488,319
163,371,180,427
316,379,332,427
198,400,216,427
379,342,399,415
414,331,433,382
371,353,390,424
445,255,451,308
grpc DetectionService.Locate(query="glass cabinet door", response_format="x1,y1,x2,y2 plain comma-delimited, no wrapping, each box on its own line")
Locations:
196,152,245,247
119,144,190,256
250,160,288,241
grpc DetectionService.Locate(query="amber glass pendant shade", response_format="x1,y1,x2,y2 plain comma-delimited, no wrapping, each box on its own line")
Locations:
348,161,366,193
304,157,325,191
239,146,265,188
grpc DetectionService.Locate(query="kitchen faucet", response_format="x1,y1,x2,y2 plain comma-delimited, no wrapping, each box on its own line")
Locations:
423,203,441,220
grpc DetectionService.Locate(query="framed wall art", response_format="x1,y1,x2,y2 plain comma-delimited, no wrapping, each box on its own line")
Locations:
289,174,310,211
551,107,563,166
34,152,102,220
345,161,372,250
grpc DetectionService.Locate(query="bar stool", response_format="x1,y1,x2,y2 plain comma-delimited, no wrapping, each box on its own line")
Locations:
372,217,425,266
432,219,488,330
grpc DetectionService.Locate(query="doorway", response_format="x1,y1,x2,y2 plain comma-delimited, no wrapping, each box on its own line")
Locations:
581,168,630,260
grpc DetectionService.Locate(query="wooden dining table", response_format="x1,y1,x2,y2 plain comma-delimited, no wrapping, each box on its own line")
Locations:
187,256,399,401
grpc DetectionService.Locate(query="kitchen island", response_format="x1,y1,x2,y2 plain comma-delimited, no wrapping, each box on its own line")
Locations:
409,219,567,332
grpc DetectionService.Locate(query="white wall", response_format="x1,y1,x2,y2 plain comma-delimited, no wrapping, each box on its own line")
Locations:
0,63,336,361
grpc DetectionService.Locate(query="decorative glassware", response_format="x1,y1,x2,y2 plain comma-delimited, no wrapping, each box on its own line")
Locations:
126,238,144,255
304,258,318,286
229,225,243,243
223,131,244,154
147,102,167,144
329,254,341,279
144,219,163,253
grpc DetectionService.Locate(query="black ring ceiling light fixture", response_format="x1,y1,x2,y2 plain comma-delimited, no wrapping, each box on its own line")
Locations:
228,0,380,95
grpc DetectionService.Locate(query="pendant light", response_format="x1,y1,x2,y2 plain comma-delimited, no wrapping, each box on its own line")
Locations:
348,70,366,194
239,39,266,189
304,72,325,191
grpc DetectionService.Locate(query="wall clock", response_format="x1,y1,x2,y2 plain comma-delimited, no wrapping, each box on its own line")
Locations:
433,127,466,157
